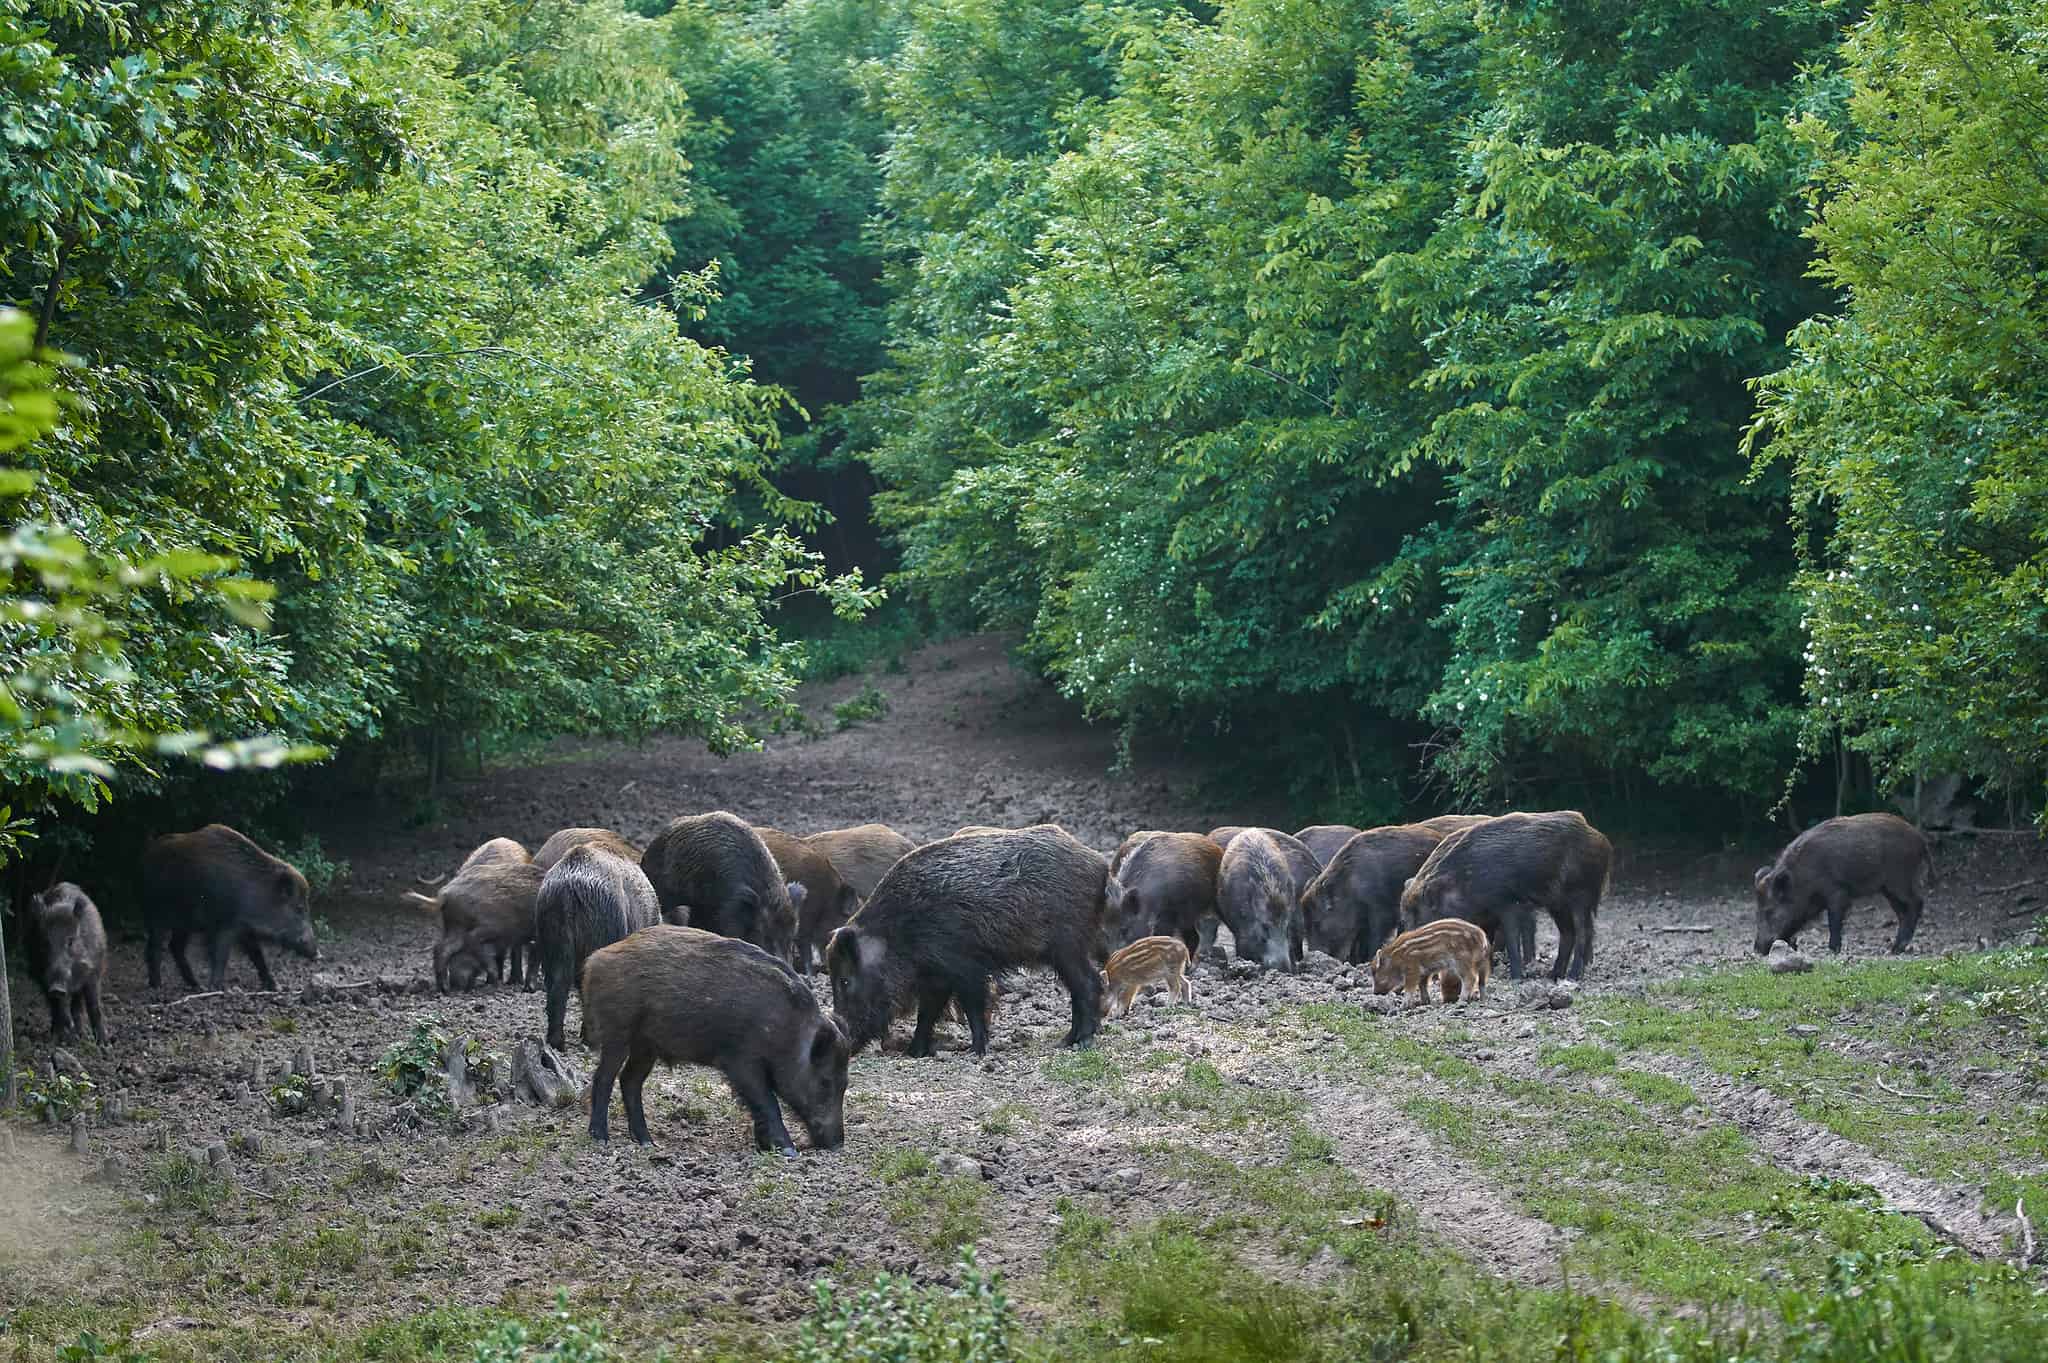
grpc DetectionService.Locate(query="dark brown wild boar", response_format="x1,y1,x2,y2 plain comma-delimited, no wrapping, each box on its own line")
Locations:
406,840,544,992
640,811,801,964
536,846,661,1050
582,925,848,1155
827,826,1115,1057
1400,811,1609,981
534,828,640,873
1754,813,1930,955
1294,825,1363,867
756,826,861,974
31,882,107,1044
1109,830,1170,878
1299,824,1444,963
144,825,318,992
1217,829,1308,972
1116,832,1222,956
805,824,916,900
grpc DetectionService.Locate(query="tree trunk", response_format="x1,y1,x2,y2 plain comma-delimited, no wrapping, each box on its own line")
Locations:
1,910,15,1112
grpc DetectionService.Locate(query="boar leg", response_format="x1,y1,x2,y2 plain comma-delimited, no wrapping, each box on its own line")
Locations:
961,991,992,1058
907,987,948,1058
146,924,165,988
203,932,237,990
1053,945,1103,1048
166,930,202,990
45,990,74,1040
619,1048,658,1145
1884,890,1922,953
588,1041,629,1142
1502,917,1527,981
83,979,107,1046
242,937,279,992
1825,899,1848,953
726,1062,798,1157
1520,915,1537,971
1551,910,1577,983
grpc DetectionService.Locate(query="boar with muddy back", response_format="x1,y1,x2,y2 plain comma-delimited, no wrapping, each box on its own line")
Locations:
1754,813,1930,955
31,883,108,1044
1103,936,1194,1017
406,838,544,992
1116,831,1222,956
1300,824,1444,963
1373,918,1489,1007
537,846,661,1051
805,824,916,900
640,812,802,965
1401,811,1609,981
1217,830,1308,972
144,825,319,992
534,827,639,873
826,826,1114,1058
756,826,861,974
582,926,847,1156
1294,825,1363,867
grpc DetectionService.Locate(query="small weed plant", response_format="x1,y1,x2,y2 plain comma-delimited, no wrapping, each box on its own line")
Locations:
470,1295,620,1363
17,1068,97,1123
791,1251,1015,1363
278,835,350,897
833,682,890,730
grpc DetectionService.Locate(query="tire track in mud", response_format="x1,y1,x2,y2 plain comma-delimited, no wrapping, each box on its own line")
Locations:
1616,1051,2023,1261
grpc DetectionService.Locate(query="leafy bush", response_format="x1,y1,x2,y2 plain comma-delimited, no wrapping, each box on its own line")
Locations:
277,836,350,899
468,1296,615,1363
833,684,891,731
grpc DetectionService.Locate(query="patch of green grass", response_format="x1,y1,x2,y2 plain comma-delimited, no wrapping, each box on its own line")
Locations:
831,682,890,730
269,1015,300,1035
1541,1041,1618,1074
871,1149,987,1255
789,598,936,684
979,1102,1028,1136
1593,947,2048,1211
476,1206,522,1230
1044,1047,1119,1086
136,1153,233,1219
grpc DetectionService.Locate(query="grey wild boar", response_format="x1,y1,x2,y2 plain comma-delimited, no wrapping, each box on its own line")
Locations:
31,882,108,1044
536,845,661,1050
1754,813,1930,955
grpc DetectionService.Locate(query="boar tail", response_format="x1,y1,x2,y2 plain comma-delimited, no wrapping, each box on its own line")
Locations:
401,890,440,910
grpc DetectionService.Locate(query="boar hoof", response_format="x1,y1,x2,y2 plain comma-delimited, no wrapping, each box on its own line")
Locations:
779,1144,799,1160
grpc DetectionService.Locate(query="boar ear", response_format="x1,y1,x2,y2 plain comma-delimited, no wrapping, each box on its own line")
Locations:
1753,866,1771,893
837,884,860,919
785,881,808,908
1768,870,1791,902
276,866,301,897
809,1023,838,1068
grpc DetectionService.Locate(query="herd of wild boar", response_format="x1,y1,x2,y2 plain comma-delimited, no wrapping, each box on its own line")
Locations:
22,810,1933,1159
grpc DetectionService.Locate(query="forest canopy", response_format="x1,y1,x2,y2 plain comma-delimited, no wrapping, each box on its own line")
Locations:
3,0,2045,844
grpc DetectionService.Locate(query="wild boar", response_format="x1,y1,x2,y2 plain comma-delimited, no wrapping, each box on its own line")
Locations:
1372,918,1490,1007
536,846,661,1051
827,826,1113,1057
1299,824,1445,962
582,926,848,1155
1217,829,1307,972
534,828,640,873
1294,825,1363,867
1754,813,1930,954
31,883,107,1045
406,840,544,992
640,812,802,964
1102,936,1194,1018
756,826,861,974
805,824,916,900
1400,810,1610,981
143,825,318,992
1116,832,1223,956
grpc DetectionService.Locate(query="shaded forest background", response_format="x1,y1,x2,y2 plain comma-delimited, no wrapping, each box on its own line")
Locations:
4,0,2047,881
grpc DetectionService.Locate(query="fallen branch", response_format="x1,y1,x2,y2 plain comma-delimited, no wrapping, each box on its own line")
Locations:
1979,876,2048,897
150,990,281,1009
2005,905,2046,918
2018,1198,2037,1268
1657,924,1716,933
1875,1076,1939,1102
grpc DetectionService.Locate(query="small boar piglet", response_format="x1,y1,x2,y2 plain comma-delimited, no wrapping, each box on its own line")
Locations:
1373,918,1490,1007
1102,935,1194,1018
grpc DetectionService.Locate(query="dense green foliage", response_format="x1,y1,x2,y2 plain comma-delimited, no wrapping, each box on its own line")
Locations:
5,0,2046,837
1,0,870,846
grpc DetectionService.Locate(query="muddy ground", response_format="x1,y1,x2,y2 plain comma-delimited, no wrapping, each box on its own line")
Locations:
4,634,2045,1355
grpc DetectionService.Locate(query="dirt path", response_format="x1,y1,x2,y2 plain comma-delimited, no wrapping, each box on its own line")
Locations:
5,634,2045,1353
